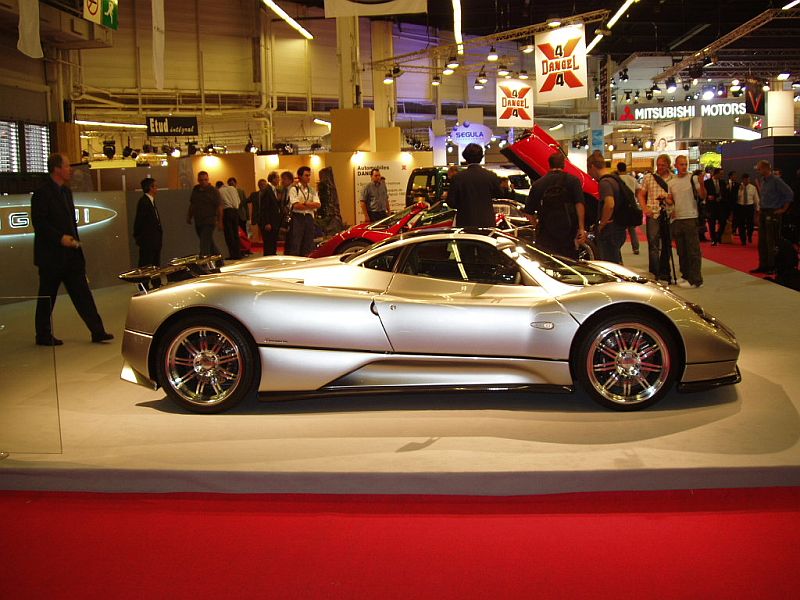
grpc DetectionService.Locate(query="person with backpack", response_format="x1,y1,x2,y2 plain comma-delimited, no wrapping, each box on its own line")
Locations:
587,150,639,264
637,155,674,281
666,155,707,288
524,153,586,258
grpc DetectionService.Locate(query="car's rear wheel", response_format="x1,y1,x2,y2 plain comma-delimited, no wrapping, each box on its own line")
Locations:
336,239,371,254
156,314,259,413
576,315,677,410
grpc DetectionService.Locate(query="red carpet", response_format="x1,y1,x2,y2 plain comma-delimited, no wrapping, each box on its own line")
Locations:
698,232,767,278
2,487,798,599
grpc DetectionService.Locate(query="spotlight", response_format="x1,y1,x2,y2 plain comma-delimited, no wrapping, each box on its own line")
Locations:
102,140,116,159
666,78,677,93
431,76,441,86
682,81,691,91
595,86,601,99
497,65,509,77
122,145,133,158
487,46,498,62
777,72,790,81
245,141,258,153
477,70,488,84
645,90,653,100
446,56,459,69
204,143,215,154
625,91,632,103
504,72,513,80
651,83,662,95
620,68,629,82
443,66,455,76
762,81,771,91
610,77,616,88
130,150,138,159
383,71,394,84
519,70,529,80
391,65,403,77
717,85,725,97
170,146,181,158
187,142,199,155
160,144,171,154
703,55,716,68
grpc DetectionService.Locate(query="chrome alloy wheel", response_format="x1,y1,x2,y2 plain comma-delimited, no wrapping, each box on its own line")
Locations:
164,326,244,407
585,322,671,406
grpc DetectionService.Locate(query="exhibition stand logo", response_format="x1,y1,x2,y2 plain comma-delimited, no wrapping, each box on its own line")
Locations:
537,37,582,92
497,85,532,121
450,122,493,146
0,205,117,238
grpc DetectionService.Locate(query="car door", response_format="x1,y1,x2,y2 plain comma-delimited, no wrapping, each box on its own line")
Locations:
373,238,577,359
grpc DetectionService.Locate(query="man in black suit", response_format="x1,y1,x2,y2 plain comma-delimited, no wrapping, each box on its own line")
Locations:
446,143,501,228
133,177,162,266
31,153,113,346
257,172,283,256
704,168,727,245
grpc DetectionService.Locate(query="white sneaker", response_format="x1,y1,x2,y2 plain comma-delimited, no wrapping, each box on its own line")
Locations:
692,282,703,288
675,279,692,288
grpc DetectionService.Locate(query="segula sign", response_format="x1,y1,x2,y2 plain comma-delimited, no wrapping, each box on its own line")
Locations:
616,99,748,122
146,116,198,136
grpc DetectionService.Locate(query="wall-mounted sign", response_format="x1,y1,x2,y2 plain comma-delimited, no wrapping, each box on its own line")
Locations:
146,116,198,137
353,161,410,215
0,204,117,238
534,24,587,104
450,122,494,147
616,99,748,122
83,0,119,30
496,81,534,128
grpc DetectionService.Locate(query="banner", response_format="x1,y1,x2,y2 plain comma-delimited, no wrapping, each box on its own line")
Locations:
152,0,165,90
146,116,198,137
17,0,43,59
615,99,747,122
353,161,409,217
534,24,587,104
496,80,534,128
325,0,426,18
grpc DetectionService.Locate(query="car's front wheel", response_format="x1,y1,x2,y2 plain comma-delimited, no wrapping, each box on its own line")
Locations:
576,315,677,410
336,239,371,254
156,314,259,413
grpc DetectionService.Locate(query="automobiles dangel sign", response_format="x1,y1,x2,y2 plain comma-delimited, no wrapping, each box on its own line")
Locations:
146,116,198,136
0,205,117,238
616,99,748,122
450,122,494,147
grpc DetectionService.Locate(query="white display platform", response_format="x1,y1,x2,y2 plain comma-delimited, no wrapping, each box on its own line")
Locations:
1,248,798,495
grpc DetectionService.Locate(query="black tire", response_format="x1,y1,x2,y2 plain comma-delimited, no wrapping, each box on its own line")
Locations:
575,313,678,410
336,239,372,255
156,314,259,413
577,239,600,261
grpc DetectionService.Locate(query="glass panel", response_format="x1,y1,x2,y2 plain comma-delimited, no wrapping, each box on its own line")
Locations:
24,123,50,173
0,296,62,455
0,120,20,173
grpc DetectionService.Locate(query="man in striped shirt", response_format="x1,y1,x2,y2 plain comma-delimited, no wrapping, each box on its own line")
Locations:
637,154,673,281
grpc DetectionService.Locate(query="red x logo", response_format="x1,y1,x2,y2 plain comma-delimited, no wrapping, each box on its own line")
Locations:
537,37,583,92
498,85,532,121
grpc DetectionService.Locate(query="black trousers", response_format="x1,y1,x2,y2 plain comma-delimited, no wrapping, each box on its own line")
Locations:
286,213,315,256
222,208,241,259
259,225,278,256
137,243,161,267
35,266,105,339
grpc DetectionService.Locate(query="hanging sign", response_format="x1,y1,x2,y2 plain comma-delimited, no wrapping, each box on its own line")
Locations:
450,121,494,147
83,0,119,30
616,99,747,122
496,80,534,128
534,24,587,103
146,116,198,137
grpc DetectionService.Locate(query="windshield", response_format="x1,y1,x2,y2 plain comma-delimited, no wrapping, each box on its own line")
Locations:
408,201,456,228
497,234,618,286
367,204,419,230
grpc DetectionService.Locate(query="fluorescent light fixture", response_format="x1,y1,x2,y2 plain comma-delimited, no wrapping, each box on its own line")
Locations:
313,118,331,129
75,120,147,129
777,72,791,81
262,1,313,40
548,123,564,131
586,34,603,54
668,23,710,51
607,0,636,29
452,0,464,54
782,0,800,9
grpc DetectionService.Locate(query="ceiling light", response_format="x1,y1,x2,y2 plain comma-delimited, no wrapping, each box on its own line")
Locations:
625,91,632,103
383,72,394,84
431,76,441,86
452,0,463,55
703,55,716,68
487,46,498,62
521,42,534,54
666,77,677,93
170,147,181,158
497,65,509,77
783,1,800,9
692,77,699,86
446,56,459,69
261,1,313,40
682,81,691,91
548,123,564,131
792,79,800,89
777,72,791,81
519,70,529,80
477,70,488,84
547,17,562,28
75,119,147,129
685,94,693,101
473,80,484,90
702,86,715,100
608,144,615,151
610,77,616,88
620,68,629,82
442,66,455,76
607,0,636,29
586,34,604,54
763,81,771,91
651,83,662,95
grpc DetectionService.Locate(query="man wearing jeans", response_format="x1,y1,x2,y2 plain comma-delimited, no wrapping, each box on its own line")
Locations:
587,150,626,264
752,160,793,274
637,155,673,280
666,155,706,288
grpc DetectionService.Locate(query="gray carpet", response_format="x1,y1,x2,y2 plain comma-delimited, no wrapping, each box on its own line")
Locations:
1,246,799,495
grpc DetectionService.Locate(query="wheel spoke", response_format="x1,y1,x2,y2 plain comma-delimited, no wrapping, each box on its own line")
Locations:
630,331,644,352
635,375,651,390
640,361,663,373
613,330,627,352
639,345,659,360
598,342,618,360
216,355,240,365
172,357,194,367
622,379,632,397
602,373,620,391
594,361,616,372
181,338,200,356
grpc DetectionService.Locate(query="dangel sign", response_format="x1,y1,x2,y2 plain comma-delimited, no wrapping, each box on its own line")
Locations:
0,205,117,238
617,99,747,122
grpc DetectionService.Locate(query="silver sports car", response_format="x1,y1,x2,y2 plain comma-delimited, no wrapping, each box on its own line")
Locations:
119,229,740,413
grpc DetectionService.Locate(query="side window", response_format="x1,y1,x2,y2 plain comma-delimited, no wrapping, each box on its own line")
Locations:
402,240,521,285
362,249,401,272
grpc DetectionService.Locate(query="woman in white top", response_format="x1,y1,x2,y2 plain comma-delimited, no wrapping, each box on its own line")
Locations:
736,173,759,245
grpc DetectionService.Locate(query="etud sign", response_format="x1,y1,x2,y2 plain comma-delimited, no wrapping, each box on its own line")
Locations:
534,24,587,103
146,116,198,136
617,99,748,122
496,81,534,128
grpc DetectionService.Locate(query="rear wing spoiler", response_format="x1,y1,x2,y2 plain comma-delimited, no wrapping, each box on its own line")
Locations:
118,255,223,292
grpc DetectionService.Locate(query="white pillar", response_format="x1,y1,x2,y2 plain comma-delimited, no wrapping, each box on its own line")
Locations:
370,20,394,128
336,17,361,110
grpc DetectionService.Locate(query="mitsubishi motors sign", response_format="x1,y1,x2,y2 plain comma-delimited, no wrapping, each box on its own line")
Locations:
534,24,587,103
496,80,534,128
616,99,748,122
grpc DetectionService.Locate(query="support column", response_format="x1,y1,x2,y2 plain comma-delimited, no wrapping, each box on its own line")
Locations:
336,17,362,110
370,20,394,128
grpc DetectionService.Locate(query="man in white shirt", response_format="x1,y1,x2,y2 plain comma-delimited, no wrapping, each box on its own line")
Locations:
736,173,759,246
666,155,706,288
286,166,321,256
216,180,241,259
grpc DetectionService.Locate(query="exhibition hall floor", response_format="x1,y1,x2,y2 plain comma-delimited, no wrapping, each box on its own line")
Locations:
1,248,799,495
